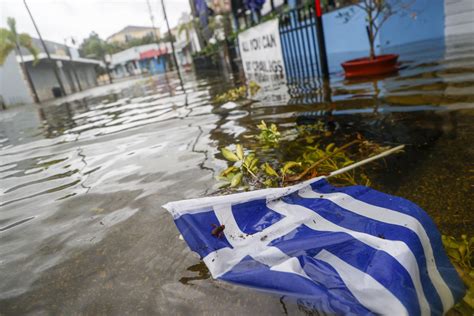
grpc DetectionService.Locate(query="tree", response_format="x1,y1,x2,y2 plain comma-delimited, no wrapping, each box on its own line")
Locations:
79,32,110,60
161,32,176,43
0,17,40,102
79,32,113,83
177,19,199,51
350,0,415,59
178,20,192,42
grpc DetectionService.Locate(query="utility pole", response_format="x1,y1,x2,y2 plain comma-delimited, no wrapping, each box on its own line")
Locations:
315,0,329,79
160,0,184,92
24,0,67,96
103,54,114,84
64,37,82,92
146,0,160,43
15,41,39,103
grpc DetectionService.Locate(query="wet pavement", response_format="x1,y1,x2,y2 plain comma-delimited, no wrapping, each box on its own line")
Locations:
0,35,473,315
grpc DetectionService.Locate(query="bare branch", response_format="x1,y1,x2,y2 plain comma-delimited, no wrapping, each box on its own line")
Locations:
373,13,391,39
353,2,366,11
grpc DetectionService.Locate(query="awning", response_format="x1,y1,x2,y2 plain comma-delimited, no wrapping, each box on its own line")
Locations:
17,53,102,66
139,48,168,60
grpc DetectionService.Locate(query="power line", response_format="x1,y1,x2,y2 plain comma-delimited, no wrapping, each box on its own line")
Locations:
160,0,184,92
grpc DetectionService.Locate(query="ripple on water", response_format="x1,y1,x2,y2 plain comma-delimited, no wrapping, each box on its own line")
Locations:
0,37,473,313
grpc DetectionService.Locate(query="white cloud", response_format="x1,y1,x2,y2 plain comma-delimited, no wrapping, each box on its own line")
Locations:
0,0,191,46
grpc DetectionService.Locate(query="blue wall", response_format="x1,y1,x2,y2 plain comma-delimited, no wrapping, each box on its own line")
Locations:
140,57,167,74
323,5,379,54
284,0,445,73
378,0,445,48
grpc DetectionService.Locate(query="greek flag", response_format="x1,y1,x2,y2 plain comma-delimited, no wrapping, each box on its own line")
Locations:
164,178,464,315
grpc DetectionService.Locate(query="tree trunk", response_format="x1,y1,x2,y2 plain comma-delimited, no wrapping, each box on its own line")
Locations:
15,44,40,103
369,34,376,60
103,57,113,84
367,9,376,59
222,13,233,73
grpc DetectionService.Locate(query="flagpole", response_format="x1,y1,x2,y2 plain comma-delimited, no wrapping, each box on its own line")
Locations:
160,0,185,92
328,145,405,177
24,0,67,96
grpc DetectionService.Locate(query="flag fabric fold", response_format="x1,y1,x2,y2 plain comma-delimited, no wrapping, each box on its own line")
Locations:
163,177,464,315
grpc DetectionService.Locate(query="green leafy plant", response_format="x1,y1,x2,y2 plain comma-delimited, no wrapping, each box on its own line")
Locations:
214,81,261,104
216,121,388,192
0,17,39,102
443,235,474,269
442,235,474,313
217,144,259,188
255,121,281,147
248,81,261,97
214,86,247,103
0,17,39,66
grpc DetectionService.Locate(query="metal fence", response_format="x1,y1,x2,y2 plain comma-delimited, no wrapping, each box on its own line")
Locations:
279,5,323,95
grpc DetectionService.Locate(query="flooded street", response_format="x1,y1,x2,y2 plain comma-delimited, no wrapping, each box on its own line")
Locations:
1,36,473,314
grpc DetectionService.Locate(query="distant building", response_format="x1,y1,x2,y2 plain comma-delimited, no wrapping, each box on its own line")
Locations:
0,38,100,105
0,52,32,106
106,26,161,44
109,43,172,78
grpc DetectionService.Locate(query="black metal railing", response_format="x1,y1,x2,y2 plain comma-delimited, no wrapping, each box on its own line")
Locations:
279,5,323,94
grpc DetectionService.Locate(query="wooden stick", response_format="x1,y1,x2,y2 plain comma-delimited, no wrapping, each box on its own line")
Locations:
328,144,405,177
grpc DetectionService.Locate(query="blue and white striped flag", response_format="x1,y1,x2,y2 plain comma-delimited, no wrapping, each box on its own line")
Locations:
164,177,464,315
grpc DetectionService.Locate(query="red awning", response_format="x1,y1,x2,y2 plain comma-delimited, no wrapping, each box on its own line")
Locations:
139,48,168,60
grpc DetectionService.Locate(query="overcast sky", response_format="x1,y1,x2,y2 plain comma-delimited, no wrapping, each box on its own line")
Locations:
0,0,191,46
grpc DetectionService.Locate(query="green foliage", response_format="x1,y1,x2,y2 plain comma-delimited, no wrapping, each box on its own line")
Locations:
79,32,110,60
214,86,247,103
214,81,261,104
442,235,474,313
178,18,200,43
193,41,220,58
248,81,261,97
215,120,391,191
217,144,259,188
0,17,38,65
79,31,168,59
256,121,281,147
443,235,473,271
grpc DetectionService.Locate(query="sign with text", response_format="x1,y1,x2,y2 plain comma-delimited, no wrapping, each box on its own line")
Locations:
238,19,289,104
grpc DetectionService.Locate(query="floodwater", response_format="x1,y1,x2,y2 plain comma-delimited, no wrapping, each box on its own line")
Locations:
1,35,473,314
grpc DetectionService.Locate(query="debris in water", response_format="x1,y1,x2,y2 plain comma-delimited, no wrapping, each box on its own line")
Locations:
211,224,225,238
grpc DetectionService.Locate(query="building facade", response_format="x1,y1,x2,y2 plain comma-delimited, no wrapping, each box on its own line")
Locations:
0,38,100,105
0,52,33,106
106,26,161,44
109,43,173,78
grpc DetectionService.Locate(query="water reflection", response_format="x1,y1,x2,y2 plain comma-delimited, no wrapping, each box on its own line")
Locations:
179,261,211,285
0,36,473,314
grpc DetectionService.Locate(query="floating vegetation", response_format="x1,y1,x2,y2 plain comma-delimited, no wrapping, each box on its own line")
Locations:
255,120,281,147
217,144,259,189
443,235,474,270
214,81,261,104
442,235,474,314
216,120,393,191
